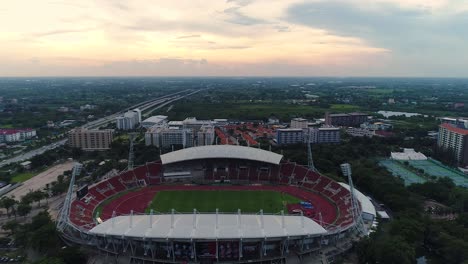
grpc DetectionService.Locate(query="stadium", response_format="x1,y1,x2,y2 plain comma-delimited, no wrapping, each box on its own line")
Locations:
58,145,375,264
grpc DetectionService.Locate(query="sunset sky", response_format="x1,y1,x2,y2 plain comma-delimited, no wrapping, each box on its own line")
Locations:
1,0,467,77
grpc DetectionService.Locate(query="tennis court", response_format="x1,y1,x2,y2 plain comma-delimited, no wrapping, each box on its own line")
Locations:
408,159,468,187
379,159,426,186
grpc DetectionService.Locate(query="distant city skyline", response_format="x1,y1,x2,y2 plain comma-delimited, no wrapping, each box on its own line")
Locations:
1,0,467,77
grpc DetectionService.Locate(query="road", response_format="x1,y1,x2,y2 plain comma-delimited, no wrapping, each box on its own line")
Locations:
0,139,68,168
82,89,193,129
0,89,202,168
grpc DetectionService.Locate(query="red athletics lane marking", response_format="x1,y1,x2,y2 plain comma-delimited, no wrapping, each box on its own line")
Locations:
100,185,337,225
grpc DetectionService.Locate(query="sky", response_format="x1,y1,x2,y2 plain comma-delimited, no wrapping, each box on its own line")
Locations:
0,0,467,77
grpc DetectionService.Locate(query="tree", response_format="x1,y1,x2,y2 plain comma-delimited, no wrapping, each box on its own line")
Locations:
17,203,32,218
31,190,46,207
2,220,19,236
376,236,415,264
1,196,17,217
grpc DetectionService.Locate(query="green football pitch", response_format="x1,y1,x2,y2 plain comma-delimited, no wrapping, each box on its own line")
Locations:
146,190,301,213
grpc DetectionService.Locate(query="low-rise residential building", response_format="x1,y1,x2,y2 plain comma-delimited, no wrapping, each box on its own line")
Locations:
290,118,308,129
68,128,114,150
346,127,376,138
141,115,168,128
325,112,368,127
360,122,393,131
0,128,36,143
276,129,304,145
268,116,280,125
307,127,341,143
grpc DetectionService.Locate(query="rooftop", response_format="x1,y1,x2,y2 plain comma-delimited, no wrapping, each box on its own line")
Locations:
142,115,168,123
440,123,468,135
89,213,327,240
160,145,283,165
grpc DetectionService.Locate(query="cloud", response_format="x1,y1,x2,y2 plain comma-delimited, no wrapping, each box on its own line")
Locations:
285,0,468,75
223,0,266,26
274,25,290,32
176,34,201,39
30,28,93,38
287,1,468,52
223,6,266,25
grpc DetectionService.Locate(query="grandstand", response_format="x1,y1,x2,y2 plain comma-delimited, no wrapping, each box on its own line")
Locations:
60,145,374,263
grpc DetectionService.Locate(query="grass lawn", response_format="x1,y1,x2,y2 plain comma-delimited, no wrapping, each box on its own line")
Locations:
146,190,301,213
11,172,36,183
329,104,361,112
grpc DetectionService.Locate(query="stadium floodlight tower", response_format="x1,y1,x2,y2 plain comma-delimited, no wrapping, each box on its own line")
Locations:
57,162,83,232
340,163,367,236
127,132,138,170
305,131,317,172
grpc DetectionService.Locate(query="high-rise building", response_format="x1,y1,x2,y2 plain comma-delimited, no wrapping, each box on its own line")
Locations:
438,123,468,166
116,108,141,130
145,125,194,148
197,124,215,146
290,118,308,129
68,128,114,150
325,112,368,127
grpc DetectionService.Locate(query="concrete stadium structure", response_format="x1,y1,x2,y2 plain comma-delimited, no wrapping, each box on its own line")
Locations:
59,145,374,264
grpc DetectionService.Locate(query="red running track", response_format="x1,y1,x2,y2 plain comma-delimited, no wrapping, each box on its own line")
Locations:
99,185,338,226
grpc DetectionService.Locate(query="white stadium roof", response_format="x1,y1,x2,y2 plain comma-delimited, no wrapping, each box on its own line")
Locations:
338,183,376,218
90,213,327,240
160,145,283,165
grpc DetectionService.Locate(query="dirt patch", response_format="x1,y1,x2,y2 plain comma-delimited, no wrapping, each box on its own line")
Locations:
8,161,74,199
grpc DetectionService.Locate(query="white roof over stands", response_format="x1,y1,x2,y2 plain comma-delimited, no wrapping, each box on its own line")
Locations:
160,145,283,165
338,183,376,218
89,213,327,239
390,148,427,161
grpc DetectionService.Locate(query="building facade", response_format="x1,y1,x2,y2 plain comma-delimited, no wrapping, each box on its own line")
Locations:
0,129,36,143
290,118,308,129
325,112,368,127
196,125,215,146
276,129,304,145
68,128,114,150
346,127,376,138
438,123,468,166
307,127,341,143
116,109,141,130
145,125,194,148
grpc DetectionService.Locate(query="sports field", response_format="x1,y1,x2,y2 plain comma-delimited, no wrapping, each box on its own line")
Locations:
146,190,301,213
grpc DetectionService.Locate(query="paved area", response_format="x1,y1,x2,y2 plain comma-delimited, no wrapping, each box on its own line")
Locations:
7,161,74,199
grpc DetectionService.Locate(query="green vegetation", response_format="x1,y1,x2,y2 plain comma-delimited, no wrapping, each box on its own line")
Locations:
146,190,300,213
5,211,88,264
167,102,331,121
329,104,361,111
10,172,35,183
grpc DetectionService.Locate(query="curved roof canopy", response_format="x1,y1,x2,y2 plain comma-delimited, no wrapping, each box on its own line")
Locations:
160,145,283,165
90,214,327,239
